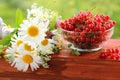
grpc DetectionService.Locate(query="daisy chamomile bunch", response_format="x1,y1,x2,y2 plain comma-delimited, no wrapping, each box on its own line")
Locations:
4,3,61,72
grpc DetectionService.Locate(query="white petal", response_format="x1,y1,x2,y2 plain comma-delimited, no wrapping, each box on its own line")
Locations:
23,64,29,72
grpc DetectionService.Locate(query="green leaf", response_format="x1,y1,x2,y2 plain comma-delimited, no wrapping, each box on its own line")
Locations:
68,43,72,48
71,49,81,56
12,28,18,35
0,34,12,54
0,34,13,46
16,8,23,28
49,16,57,31
0,45,4,54
53,46,60,54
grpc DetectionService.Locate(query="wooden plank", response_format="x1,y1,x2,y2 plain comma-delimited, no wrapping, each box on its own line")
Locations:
0,39,120,80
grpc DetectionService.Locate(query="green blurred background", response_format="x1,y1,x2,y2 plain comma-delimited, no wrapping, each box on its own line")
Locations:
0,0,120,39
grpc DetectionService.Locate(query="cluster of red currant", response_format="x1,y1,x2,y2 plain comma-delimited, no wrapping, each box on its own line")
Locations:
60,11,115,32
99,48,120,60
59,11,115,50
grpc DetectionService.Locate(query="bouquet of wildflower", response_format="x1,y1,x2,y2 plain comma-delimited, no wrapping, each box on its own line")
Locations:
0,3,61,72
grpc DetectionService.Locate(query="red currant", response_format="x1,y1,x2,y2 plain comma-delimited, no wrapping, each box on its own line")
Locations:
89,24,94,29
101,27,106,32
115,48,120,53
68,25,74,31
80,32,85,37
60,11,115,50
105,15,110,20
60,22,65,28
68,19,73,23
74,28,81,32
99,52,108,59
76,38,81,43
73,16,77,21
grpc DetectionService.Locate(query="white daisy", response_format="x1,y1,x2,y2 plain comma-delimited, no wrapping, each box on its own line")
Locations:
27,7,41,20
5,46,17,62
17,41,37,54
38,8,51,20
18,19,49,45
11,53,42,72
27,3,60,21
5,43,25,60
27,3,50,21
10,34,24,47
38,38,55,55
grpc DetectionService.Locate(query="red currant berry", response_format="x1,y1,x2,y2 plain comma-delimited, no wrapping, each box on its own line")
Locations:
86,20,92,24
115,48,120,53
109,54,114,59
85,27,89,31
96,26,101,31
73,38,77,43
73,16,77,21
89,24,94,29
68,19,73,23
95,17,102,23
69,25,74,31
76,38,81,43
74,28,81,32
80,32,85,37
87,11,93,17
85,38,90,42
60,22,65,28
105,15,110,20
101,27,106,32
80,37,85,42
109,21,115,27
115,54,120,60
99,52,108,59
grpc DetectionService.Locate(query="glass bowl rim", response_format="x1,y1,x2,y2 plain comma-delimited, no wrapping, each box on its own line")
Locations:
59,26,114,33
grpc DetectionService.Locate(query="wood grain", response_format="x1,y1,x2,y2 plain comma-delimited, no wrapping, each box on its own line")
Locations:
0,39,120,80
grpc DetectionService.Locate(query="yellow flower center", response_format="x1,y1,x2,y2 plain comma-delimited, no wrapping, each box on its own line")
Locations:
30,14,36,18
7,25,11,29
22,55,33,64
42,16,46,19
27,25,39,37
15,52,19,54
24,43,33,51
16,40,23,46
41,39,49,46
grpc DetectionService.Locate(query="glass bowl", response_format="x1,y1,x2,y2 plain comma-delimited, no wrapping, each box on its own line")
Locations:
60,27,114,52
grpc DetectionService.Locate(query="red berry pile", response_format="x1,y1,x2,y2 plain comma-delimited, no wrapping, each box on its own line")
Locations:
59,11,116,50
99,48,120,61
60,11,115,32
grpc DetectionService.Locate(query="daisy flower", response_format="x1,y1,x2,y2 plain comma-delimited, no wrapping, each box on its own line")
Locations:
27,3,61,22
18,19,49,45
17,41,37,54
27,3,50,21
38,38,55,55
10,34,24,47
11,53,42,72
5,46,17,62
27,6,41,20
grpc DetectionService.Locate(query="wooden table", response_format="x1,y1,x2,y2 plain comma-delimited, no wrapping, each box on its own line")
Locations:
0,39,120,80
